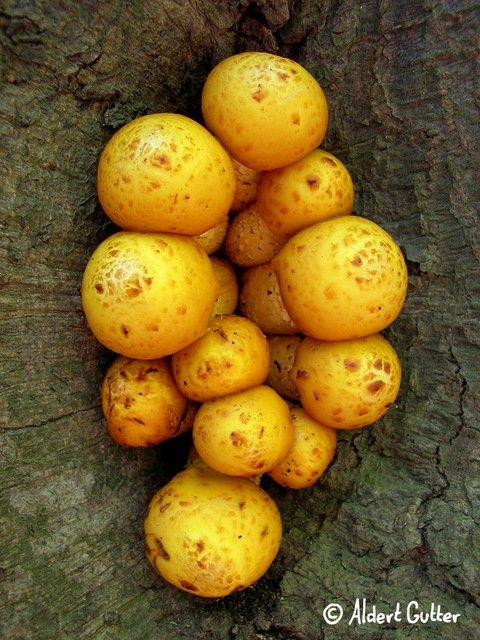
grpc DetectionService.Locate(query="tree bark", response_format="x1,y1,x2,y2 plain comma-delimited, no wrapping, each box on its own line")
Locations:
1,1,479,638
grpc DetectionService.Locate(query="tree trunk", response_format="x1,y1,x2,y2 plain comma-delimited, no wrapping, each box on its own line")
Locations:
1,1,479,638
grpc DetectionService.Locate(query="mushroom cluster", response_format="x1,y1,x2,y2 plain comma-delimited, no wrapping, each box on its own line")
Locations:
82,52,407,598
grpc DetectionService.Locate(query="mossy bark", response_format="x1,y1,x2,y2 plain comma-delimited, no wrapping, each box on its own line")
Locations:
1,1,479,638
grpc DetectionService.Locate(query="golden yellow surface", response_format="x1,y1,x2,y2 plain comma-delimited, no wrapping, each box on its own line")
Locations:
268,406,337,489
192,385,294,477
144,466,282,597
273,215,408,340
257,148,354,238
171,314,269,402
208,256,239,318
97,113,235,234
290,333,402,429
202,52,328,170
81,231,219,358
101,356,187,447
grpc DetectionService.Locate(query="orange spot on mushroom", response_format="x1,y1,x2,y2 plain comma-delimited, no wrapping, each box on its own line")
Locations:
344,359,360,371
179,580,199,592
230,431,247,446
296,369,309,380
252,87,267,102
154,537,170,560
214,328,228,342
151,154,171,168
368,380,386,393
